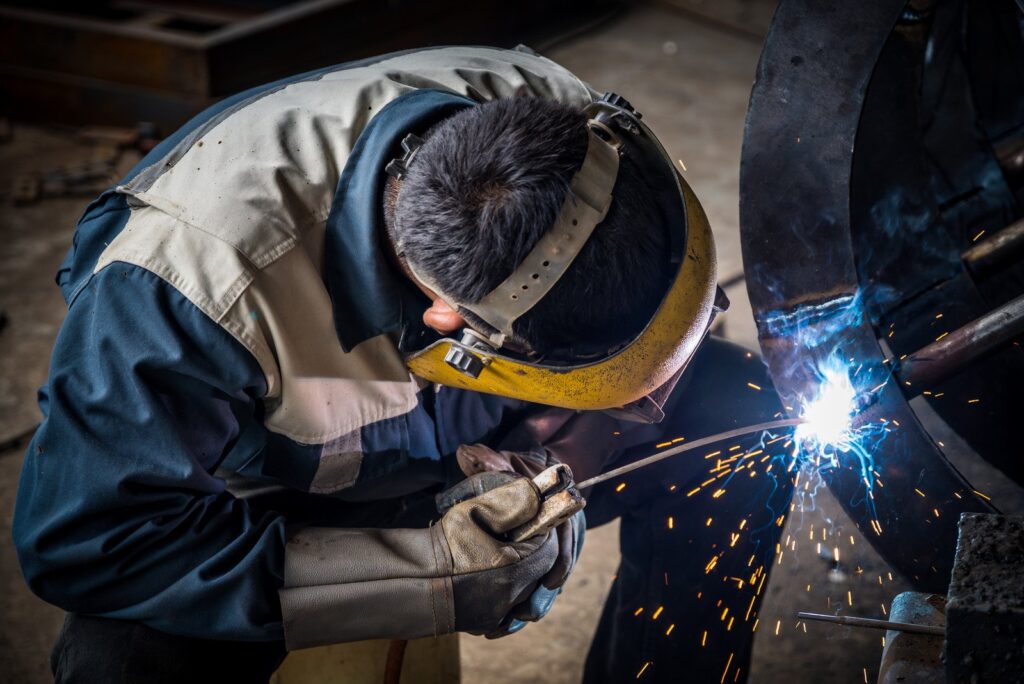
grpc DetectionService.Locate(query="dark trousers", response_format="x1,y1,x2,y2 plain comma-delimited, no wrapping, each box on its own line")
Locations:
51,613,286,684
52,338,791,684
582,337,791,683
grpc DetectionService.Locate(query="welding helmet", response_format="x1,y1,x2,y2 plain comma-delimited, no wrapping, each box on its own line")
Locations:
392,92,719,415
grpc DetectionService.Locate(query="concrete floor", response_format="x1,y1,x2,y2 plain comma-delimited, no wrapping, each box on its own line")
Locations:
2,4,1022,684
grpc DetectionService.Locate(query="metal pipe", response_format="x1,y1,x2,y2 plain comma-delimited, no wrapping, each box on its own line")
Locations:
898,293,1024,390
962,219,1024,279
797,611,945,636
576,418,804,490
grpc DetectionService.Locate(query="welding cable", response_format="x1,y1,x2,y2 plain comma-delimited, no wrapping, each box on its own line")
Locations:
384,639,408,684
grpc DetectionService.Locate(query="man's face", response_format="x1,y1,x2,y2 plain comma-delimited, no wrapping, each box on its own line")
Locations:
382,176,466,336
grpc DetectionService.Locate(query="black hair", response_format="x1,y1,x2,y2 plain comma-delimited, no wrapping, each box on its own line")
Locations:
394,96,672,358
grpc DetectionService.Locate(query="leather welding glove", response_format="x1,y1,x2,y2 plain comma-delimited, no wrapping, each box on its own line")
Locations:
449,444,587,638
278,474,558,650
456,443,586,590
488,509,585,638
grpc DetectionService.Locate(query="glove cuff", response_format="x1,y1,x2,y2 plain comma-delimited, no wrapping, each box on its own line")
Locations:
279,526,455,650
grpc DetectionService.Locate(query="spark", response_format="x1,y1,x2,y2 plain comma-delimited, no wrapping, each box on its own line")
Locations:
637,661,651,679
666,623,676,636
721,653,734,684
747,382,762,391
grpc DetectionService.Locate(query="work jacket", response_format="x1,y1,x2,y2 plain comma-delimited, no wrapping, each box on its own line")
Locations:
12,46,601,644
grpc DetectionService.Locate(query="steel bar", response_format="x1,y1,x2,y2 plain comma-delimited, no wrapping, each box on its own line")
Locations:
995,133,1024,177
576,418,804,490
961,218,1024,279
898,293,1024,390
797,612,945,636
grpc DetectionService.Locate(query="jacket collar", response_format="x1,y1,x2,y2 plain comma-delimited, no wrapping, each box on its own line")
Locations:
324,88,475,352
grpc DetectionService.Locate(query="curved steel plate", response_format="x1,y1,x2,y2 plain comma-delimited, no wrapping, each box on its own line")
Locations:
740,0,994,591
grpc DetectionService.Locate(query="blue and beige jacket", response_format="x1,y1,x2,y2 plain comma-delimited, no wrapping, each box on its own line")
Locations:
12,47,597,643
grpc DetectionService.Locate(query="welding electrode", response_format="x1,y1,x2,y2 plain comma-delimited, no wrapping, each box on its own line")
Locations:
509,418,806,543
577,418,806,490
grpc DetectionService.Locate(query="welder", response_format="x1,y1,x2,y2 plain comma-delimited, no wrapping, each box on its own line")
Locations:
12,46,790,683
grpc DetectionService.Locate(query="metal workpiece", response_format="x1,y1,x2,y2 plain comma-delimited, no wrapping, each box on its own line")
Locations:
740,0,1023,591
961,219,1024,280
898,294,1024,390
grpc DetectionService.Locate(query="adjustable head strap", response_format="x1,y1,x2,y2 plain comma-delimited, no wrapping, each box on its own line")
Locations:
459,125,620,344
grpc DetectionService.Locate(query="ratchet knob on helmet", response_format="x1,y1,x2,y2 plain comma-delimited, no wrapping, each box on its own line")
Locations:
599,92,641,118
444,346,486,379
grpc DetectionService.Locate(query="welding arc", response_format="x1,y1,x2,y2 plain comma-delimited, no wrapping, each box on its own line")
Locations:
576,418,805,490
797,611,945,636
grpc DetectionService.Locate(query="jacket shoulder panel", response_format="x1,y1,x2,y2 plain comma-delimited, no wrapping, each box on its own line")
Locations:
115,47,595,271
223,243,421,445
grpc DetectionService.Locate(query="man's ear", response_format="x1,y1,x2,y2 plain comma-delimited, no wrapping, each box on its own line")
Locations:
423,298,466,334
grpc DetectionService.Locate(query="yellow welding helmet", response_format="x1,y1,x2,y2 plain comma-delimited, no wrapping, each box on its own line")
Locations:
399,92,718,412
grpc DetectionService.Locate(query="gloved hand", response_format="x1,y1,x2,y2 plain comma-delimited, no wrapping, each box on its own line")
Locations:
451,444,587,637
495,508,585,637
278,474,558,650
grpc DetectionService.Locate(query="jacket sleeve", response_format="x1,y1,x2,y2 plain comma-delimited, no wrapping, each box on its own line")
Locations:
13,264,287,641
